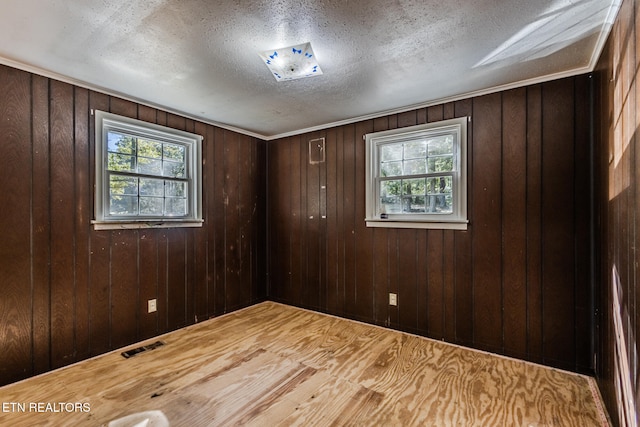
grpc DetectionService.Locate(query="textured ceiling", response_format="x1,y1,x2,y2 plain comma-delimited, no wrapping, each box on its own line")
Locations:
0,0,620,139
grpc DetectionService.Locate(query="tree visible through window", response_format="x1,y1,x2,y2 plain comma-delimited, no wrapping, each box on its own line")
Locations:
93,111,203,229
107,133,187,217
365,117,468,230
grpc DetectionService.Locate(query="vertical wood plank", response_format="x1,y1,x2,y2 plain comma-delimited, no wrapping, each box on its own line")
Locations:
238,134,253,307
542,79,576,368
574,75,594,372
110,230,139,346
139,229,159,339
526,84,544,363
426,232,444,338
443,229,455,341
416,229,429,334
471,93,504,352
273,138,292,303
326,127,339,314
290,135,303,305
354,120,374,321
502,88,528,359
224,130,242,310
166,230,187,330
49,80,77,368
110,98,137,119
342,124,358,319
266,140,279,300
397,231,418,332
205,124,217,315
255,138,268,302
0,65,33,383
213,127,227,313
318,134,327,311
31,74,51,376
335,124,346,315
137,105,156,123
167,113,186,131
306,133,322,309
74,87,91,361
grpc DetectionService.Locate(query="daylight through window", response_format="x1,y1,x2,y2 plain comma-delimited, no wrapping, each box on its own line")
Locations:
365,117,468,230
93,110,203,229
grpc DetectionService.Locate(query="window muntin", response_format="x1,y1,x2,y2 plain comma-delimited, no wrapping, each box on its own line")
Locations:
365,117,468,229
94,110,203,229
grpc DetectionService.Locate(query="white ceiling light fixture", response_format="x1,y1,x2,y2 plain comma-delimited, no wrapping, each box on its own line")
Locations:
259,42,323,82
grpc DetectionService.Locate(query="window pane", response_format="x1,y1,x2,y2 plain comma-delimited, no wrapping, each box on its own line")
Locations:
426,195,452,213
380,144,402,162
427,176,452,194
380,196,401,213
426,176,453,213
138,139,162,159
108,153,136,172
427,155,454,172
428,135,453,155
110,175,138,195
107,132,135,155
96,111,202,225
138,157,163,175
110,195,138,215
140,197,164,215
402,195,426,213
402,178,425,196
403,140,426,159
381,180,402,197
165,197,187,216
404,159,426,175
139,178,164,196
163,160,185,178
166,181,186,197
163,143,185,162
380,161,402,177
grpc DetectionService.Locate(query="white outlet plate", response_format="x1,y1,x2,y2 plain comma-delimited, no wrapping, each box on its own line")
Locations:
148,299,157,313
389,293,397,306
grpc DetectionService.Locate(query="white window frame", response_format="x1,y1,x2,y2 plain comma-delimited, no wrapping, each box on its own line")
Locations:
365,117,468,230
93,110,203,230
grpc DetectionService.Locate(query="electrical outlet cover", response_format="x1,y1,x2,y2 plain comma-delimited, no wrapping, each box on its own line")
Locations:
389,293,397,306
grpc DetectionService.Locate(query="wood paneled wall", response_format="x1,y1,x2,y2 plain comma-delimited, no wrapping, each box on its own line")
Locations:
594,0,640,424
267,75,594,373
0,64,267,386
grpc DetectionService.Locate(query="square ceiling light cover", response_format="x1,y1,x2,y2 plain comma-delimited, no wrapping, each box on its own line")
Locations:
259,42,322,81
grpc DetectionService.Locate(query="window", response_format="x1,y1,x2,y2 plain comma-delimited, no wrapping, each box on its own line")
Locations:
365,117,468,230
93,110,203,230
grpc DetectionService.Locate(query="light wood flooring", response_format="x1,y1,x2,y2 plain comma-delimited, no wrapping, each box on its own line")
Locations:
0,302,609,426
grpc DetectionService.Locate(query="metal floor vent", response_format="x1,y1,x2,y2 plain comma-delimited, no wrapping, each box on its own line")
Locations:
121,341,165,358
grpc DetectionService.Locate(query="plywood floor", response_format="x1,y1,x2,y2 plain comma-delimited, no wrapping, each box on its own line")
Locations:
0,302,609,426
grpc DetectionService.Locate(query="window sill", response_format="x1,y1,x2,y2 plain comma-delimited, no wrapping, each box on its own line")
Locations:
365,219,468,230
92,220,204,230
